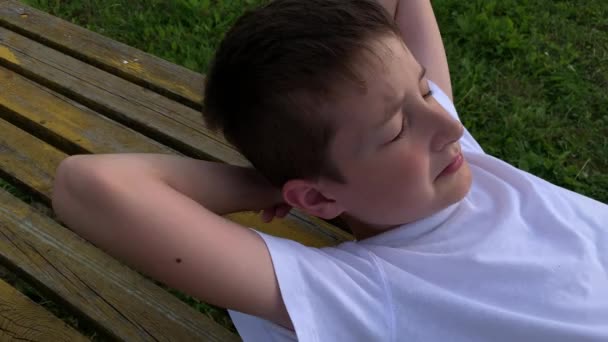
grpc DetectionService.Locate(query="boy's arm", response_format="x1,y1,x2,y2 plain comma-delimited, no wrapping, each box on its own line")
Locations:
51,153,293,329
376,0,399,16
381,0,453,100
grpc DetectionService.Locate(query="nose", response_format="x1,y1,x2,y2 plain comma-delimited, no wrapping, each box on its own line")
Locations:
428,106,464,152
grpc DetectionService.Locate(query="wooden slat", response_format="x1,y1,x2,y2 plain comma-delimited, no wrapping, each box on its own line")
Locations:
0,187,240,341
0,85,349,245
0,277,89,342
0,26,245,166
0,119,64,202
0,36,350,245
0,117,346,339
0,65,177,156
0,2,355,340
0,0,204,108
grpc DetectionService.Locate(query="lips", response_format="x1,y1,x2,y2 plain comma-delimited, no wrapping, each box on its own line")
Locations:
438,152,464,178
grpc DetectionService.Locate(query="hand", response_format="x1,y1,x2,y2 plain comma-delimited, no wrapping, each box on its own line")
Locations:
260,203,292,223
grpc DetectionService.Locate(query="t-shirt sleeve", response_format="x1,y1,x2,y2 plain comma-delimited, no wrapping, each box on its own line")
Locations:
229,230,393,342
428,80,484,154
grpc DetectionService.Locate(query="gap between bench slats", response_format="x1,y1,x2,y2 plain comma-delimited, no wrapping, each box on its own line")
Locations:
0,277,89,342
0,64,178,157
0,75,348,244
0,117,239,339
0,26,350,243
0,0,204,109
0,185,240,341
0,26,244,166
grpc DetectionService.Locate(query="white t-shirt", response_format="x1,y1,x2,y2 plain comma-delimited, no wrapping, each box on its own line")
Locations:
228,81,608,341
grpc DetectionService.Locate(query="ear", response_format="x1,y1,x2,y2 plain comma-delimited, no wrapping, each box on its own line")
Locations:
282,179,345,220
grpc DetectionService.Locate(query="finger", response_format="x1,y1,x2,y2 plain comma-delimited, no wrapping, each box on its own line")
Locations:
261,208,274,223
275,204,291,218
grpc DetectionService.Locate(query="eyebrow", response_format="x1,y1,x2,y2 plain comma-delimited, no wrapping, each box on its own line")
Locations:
375,66,427,129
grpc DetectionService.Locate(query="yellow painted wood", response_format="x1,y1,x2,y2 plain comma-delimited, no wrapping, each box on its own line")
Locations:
0,45,18,64
0,9,350,242
0,3,356,340
0,278,88,342
0,187,240,341
0,65,177,156
0,27,245,165
227,211,352,248
0,118,65,202
0,111,350,246
0,0,204,107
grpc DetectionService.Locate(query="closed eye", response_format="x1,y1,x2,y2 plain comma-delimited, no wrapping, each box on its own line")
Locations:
390,113,407,142
422,79,434,99
389,88,434,143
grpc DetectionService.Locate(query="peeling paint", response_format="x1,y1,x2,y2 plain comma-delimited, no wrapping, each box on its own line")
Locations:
125,61,143,73
0,46,19,65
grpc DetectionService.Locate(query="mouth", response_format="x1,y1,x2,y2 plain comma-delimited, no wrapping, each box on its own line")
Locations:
437,152,464,179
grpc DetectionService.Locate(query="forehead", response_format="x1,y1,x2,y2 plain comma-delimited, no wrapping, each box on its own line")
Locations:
327,36,419,156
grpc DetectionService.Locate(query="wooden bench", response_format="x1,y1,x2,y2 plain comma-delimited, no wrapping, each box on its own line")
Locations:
0,1,352,340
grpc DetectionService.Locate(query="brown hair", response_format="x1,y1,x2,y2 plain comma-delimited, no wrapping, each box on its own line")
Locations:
203,0,400,187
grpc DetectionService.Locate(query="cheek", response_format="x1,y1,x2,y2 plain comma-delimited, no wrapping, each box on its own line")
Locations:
381,151,429,201
341,148,431,209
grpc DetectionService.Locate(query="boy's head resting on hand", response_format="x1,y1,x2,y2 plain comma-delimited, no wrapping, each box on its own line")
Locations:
203,0,471,238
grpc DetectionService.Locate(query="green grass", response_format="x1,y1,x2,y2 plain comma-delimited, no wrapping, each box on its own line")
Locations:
20,0,606,203
437,0,608,202
14,0,608,336
21,0,266,72
0,177,24,198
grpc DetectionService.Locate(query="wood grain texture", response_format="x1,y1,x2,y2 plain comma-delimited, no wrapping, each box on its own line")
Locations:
0,104,349,245
0,5,350,242
0,118,64,203
0,186,240,341
0,0,205,108
0,27,246,165
0,5,356,338
0,65,178,156
0,277,88,342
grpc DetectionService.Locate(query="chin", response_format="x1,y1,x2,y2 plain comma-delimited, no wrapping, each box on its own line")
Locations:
450,162,473,203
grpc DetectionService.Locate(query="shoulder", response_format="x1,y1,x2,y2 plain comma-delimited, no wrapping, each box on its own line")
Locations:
238,232,394,341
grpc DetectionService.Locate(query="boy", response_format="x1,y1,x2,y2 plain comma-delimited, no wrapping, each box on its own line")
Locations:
51,0,608,341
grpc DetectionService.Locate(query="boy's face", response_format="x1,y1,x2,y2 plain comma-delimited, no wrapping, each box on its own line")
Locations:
320,35,472,233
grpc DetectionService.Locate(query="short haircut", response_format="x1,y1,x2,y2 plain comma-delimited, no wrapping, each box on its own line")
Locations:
203,0,400,187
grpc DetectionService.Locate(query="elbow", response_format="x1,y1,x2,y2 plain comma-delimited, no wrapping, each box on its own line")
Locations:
51,156,79,221
51,155,96,222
